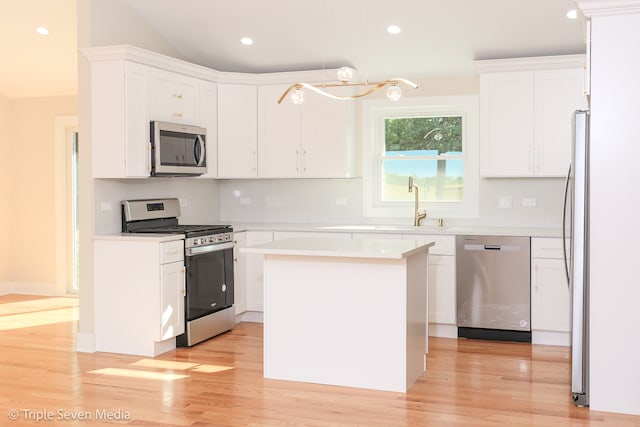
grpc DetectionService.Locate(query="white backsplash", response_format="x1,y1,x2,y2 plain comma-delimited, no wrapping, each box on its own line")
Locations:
94,176,564,233
94,178,221,234
219,177,565,229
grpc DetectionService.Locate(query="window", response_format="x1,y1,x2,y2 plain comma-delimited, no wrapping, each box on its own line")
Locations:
362,96,479,220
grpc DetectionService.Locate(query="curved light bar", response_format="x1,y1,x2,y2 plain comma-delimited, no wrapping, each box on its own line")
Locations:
277,78,419,104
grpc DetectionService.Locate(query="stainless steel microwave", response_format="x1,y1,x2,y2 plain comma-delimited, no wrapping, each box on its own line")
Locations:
150,121,207,176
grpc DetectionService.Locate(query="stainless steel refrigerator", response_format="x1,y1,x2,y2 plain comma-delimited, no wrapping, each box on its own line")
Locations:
563,109,590,407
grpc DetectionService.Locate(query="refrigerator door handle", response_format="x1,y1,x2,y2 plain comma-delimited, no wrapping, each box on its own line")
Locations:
562,164,572,288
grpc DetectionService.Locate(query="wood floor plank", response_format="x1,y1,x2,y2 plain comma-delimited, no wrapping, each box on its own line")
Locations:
0,294,639,426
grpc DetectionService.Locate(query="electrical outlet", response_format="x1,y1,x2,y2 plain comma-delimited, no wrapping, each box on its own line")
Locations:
100,202,112,212
178,198,187,208
240,197,252,205
335,197,348,206
498,196,512,209
521,198,537,207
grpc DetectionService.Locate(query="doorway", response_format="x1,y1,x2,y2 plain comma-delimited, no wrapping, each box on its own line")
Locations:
55,116,79,294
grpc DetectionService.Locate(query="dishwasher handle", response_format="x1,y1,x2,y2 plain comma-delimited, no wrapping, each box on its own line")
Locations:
463,244,521,252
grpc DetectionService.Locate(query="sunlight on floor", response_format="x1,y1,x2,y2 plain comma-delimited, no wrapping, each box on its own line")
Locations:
88,368,189,381
89,358,234,381
0,297,79,331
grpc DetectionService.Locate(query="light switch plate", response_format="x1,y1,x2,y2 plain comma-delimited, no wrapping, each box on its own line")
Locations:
498,196,512,209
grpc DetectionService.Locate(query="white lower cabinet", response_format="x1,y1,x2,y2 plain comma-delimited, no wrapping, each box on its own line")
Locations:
531,237,571,346
244,231,274,312
94,237,186,356
404,234,457,337
233,232,247,315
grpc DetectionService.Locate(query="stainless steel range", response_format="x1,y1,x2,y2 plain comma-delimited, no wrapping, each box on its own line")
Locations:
122,198,235,347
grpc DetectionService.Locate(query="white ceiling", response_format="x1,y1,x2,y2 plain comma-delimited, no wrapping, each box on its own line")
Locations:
1,0,585,99
0,0,77,98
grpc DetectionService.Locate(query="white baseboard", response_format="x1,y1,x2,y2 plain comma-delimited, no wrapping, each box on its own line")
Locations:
237,311,264,323
429,323,458,338
532,330,571,346
0,281,63,296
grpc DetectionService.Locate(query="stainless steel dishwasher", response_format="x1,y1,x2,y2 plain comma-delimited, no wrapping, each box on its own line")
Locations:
456,235,531,342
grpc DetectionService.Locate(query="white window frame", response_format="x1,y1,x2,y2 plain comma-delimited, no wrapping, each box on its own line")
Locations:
362,95,479,220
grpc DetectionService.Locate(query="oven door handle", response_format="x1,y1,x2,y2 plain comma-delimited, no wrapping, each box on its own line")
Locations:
186,241,234,256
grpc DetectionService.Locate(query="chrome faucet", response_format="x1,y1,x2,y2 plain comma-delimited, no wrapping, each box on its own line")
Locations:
408,177,427,226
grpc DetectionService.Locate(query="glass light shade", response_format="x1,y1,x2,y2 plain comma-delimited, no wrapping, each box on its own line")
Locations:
386,84,402,101
290,88,304,104
337,66,354,82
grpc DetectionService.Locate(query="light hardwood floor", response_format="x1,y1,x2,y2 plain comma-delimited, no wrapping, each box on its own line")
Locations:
1,294,639,427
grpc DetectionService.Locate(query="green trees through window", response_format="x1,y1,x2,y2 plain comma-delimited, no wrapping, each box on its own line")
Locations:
381,116,464,203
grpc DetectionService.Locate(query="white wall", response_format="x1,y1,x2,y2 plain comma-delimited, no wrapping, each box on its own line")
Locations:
94,179,221,234
0,94,10,289
1,96,77,295
219,177,564,228
585,8,640,416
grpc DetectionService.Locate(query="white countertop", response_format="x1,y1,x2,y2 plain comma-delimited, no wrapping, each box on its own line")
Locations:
94,233,185,242
231,222,562,238
241,237,435,260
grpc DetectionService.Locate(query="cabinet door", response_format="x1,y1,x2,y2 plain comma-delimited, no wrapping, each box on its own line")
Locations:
301,89,356,178
160,261,186,340
534,68,587,176
480,71,535,177
124,61,151,177
199,80,218,178
218,84,258,177
245,231,274,311
149,69,200,124
258,84,301,177
531,258,571,332
176,76,200,125
233,232,247,315
428,255,456,324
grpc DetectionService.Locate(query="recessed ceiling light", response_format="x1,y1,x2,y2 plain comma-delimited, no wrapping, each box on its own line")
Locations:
35,26,49,36
566,9,578,19
387,25,401,35
240,37,253,46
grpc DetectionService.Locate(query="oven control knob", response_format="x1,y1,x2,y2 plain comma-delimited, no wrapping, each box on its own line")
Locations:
209,236,215,243
222,284,227,292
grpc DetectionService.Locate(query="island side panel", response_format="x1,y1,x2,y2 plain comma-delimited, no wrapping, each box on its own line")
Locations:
405,249,428,387
262,254,425,393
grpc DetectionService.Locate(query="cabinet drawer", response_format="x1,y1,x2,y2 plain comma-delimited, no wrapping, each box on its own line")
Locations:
404,234,455,256
531,237,566,259
160,240,184,264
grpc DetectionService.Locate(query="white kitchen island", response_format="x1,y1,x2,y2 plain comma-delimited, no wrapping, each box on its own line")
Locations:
242,237,434,393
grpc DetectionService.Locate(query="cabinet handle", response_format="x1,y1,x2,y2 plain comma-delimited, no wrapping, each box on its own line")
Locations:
181,266,186,295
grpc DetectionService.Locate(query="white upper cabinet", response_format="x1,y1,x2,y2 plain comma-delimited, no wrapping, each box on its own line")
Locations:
257,84,301,177
149,68,200,125
90,59,151,178
258,84,357,178
198,80,218,178
478,55,587,177
217,84,258,178
534,68,586,176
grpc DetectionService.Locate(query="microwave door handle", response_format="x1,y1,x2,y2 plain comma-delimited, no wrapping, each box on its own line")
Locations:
195,135,206,167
